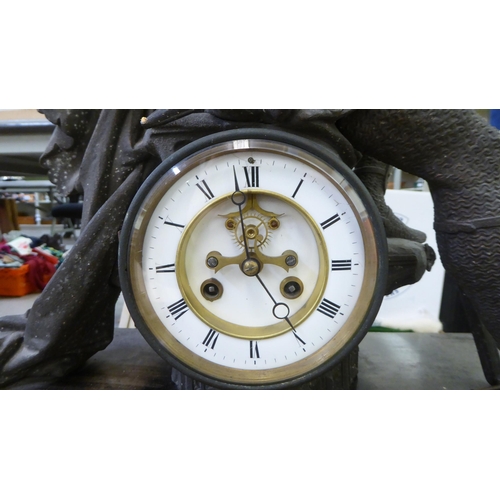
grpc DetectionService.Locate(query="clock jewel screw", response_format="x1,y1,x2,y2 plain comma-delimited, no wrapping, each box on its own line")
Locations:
207,256,219,268
268,217,280,230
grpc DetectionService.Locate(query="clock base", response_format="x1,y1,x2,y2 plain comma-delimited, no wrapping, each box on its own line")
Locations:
170,347,359,390
295,347,359,390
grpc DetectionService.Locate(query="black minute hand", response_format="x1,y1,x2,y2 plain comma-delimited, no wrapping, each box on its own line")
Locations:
232,167,296,333
232,166,251,259
255,274,297,332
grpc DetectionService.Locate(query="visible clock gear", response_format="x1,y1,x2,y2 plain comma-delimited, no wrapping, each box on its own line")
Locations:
221,192,283,251
232,211,270,250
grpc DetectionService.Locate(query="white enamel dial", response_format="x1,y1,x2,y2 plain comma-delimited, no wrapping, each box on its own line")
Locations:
122,133,383,387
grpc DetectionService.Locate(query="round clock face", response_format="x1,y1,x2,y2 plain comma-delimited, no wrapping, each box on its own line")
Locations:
120,129,386,388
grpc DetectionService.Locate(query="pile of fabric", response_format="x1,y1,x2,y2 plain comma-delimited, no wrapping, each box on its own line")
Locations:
0,232,66,294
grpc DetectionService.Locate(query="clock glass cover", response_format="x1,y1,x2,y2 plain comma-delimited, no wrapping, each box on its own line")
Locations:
119,129,386,388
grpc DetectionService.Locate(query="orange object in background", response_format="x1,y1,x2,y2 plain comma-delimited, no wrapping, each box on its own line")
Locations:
0,264,51,297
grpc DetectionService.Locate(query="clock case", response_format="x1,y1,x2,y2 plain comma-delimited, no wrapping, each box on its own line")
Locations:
119,128,390,389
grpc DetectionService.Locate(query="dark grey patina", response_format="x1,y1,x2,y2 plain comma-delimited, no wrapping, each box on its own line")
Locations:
0,109,499,388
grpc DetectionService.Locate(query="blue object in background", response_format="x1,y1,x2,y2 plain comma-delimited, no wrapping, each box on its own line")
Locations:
490,109,500,129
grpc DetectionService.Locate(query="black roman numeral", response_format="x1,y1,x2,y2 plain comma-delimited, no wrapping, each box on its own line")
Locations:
321,214,341,230
331,259,352,271
317,299,341,319
167,298,189,320
202,329,219,350
243,166,259,187
291,179,304,198
156,264,175,273
196,179,215,200
249,340,260,358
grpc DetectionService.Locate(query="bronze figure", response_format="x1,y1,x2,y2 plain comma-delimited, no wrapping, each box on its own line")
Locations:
1,109,498,387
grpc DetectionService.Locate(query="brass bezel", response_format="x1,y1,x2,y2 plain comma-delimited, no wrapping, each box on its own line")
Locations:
175,189,329,339
127,139,380,386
